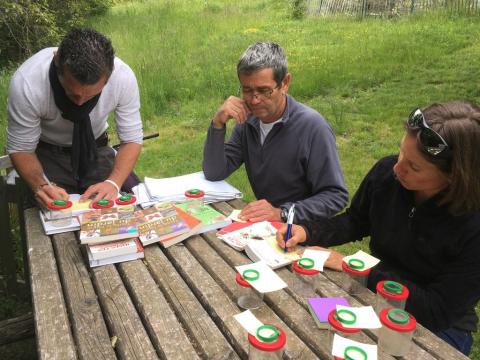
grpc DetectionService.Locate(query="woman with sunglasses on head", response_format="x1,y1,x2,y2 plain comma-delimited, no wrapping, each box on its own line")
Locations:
277,100,480,355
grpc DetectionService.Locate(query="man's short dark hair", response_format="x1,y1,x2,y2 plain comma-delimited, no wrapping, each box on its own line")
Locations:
57,28,115,84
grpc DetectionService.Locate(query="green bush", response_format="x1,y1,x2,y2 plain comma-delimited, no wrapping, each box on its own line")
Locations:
0,0,113,67
291,0,307,18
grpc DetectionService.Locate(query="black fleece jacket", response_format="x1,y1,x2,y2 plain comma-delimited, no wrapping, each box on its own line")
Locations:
303,155,480,332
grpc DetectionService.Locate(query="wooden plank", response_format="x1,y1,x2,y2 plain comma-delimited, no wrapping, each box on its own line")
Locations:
24,208,77,359
165,240,251,357
0,177,17,295
52,232,116,360
118,259,200,360
144,245,240,359
91,263,158,360
0,154,12,170
0,312,34,345
323,270,470,359
187,234,325,359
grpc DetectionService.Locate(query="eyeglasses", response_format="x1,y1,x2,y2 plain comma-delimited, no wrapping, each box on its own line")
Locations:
407,109,450,156
239,85,280,100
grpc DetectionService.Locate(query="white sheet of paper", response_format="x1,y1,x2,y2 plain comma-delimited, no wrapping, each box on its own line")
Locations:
234,310,264,336
144,171,242,201
343,250,380,270
332,334,377,360
235,261,287,293
302,248,331,271
228,209,247,222
336,305,382,329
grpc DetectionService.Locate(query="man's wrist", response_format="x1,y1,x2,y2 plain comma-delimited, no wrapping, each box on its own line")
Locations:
211,118,225,129
34,182,49,194
280,207,289,222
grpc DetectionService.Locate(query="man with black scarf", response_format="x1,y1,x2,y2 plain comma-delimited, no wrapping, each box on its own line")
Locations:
6,28,143,207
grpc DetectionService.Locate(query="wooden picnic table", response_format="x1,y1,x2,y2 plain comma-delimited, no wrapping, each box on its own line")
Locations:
24,199,469,360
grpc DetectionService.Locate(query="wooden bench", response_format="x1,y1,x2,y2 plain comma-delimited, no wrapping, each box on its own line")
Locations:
24,199,470,359
0,154,29,297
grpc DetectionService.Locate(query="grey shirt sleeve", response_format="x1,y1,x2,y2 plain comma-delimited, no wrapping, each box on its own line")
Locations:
202,122,244,180
112,60,143,144
7,71,43,153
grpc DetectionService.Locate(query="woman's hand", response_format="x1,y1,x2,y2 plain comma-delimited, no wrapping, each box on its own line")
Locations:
276,224,307,252
308,246,344,271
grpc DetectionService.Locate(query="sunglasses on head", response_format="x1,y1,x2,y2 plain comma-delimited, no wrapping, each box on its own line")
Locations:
407,109,450,156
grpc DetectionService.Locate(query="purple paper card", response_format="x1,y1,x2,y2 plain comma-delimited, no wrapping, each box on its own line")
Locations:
307,297,349,322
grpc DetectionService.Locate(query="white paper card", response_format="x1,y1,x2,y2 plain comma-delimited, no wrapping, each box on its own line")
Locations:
343,250,380,270
332,334,377,360
336,305,382,329
235,261,287,293
234,310,264,336
228,209,247,223
302,248,331,271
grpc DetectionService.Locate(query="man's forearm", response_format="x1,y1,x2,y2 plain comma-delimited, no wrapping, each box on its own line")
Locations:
107,142,142,188
9,152,48,192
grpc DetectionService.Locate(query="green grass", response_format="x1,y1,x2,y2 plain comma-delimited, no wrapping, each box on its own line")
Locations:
1,0,480,357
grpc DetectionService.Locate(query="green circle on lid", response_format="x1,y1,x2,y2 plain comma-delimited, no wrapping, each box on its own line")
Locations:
348,258,365,270
53,199,67,206
120,194,131,201
344,346,367,360
384,281,402,294
242,269,260,281
336,309,357,325
256,325,280,343
387,309,409,324
298,257,315,269
97,199,109,206
188,189,201,194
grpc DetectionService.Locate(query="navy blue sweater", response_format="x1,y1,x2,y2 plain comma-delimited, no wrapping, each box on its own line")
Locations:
203,95,348,223
304,156,480,332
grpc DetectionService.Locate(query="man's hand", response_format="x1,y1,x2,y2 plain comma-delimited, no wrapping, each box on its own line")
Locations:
212,96,251,128
308,246,344,271
35,184,69,208
275,223,307,252
81,181,118,202
239,199,281,222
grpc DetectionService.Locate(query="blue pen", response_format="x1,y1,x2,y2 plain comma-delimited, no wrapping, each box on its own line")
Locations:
284,204,295,253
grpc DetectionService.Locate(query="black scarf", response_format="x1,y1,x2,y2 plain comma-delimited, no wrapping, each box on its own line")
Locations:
48,60,101,180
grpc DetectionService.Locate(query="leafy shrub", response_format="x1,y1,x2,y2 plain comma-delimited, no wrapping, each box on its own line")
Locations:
0,0,114,67
291,0,307,18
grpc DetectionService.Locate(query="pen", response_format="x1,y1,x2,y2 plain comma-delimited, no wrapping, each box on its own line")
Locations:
284,204,295,253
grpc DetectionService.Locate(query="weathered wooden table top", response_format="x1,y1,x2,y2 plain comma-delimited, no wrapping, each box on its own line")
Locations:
24,199,469,360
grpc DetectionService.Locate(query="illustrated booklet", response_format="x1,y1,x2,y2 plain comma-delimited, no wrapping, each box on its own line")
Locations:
217,220,300,269
175,203,231,234
156,206,203,248
136,202,191,246
39,211,81,235
79,205,138,245
87,238,144,267
87,237,143,261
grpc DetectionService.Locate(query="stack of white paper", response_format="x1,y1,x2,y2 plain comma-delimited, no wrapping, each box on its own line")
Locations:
140,171,243,205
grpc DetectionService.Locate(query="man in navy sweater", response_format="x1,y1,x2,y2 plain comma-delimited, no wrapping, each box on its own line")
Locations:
203,42,348,224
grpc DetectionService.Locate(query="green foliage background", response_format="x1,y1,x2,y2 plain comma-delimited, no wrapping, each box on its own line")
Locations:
1,0,480,358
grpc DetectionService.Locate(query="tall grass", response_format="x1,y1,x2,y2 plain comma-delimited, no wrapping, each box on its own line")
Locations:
1,0,480,357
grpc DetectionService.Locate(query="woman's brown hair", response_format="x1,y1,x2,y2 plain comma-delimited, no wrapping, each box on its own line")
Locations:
411,101,480,215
